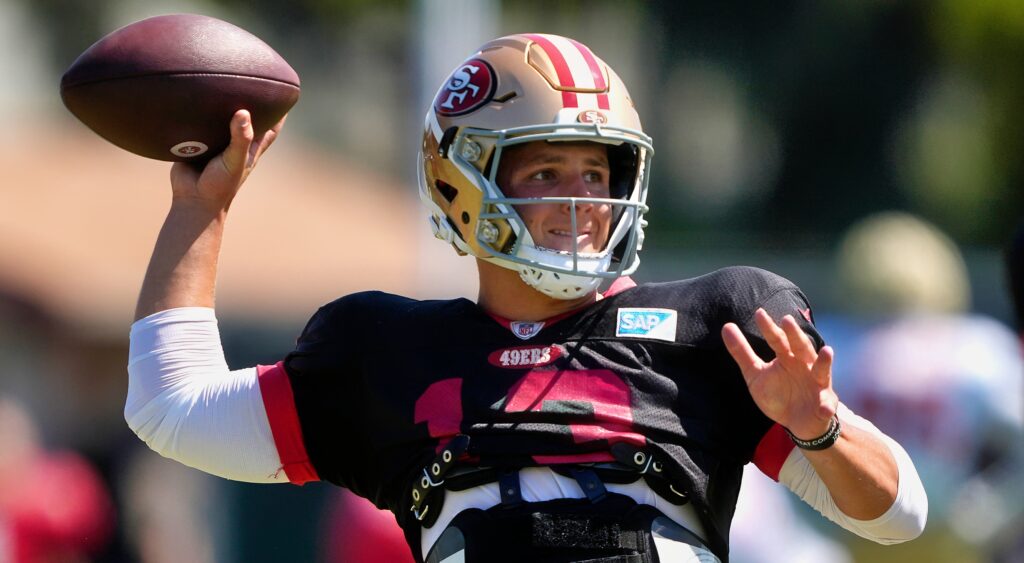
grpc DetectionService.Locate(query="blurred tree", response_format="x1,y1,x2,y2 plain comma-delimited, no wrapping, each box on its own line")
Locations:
31,0,1023,244
27,0,108,69
646,0,933,247
925,0,1024,243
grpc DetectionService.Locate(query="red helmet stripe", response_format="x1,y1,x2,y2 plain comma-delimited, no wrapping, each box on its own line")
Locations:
568,38,610,110
525,34,578,108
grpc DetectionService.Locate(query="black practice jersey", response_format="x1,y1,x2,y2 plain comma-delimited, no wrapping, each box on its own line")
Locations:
281,266,823,560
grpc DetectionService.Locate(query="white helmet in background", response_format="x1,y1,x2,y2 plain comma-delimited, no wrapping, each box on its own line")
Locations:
419,33,653,299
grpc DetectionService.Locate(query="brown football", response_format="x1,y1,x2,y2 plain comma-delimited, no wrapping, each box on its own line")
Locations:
60,13,300,162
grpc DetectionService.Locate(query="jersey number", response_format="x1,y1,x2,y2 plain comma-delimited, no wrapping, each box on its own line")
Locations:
414,369,643,462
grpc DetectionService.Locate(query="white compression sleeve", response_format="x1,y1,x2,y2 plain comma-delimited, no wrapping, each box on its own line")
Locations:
777,403,928,544
125,307,288,483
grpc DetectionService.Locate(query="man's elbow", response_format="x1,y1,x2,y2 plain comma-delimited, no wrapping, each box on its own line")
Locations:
869,494,928,545
124,392,183,458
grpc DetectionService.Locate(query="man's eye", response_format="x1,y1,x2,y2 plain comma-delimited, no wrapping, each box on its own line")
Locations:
529,170,554,181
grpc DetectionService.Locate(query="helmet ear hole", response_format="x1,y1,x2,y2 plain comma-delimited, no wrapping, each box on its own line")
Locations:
435,181,459,203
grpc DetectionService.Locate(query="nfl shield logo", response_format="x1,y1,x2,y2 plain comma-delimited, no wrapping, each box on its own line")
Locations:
510,321,545,340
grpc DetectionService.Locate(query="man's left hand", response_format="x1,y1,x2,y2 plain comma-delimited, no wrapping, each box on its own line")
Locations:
722,308,838,440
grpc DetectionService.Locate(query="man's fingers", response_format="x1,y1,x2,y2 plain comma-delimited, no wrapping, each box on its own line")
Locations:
250,127,279,165
248,114,286,166
270,113,287,134
812,345,834,389
781,315,816,364
221,110,255,175
753,309,793,360
722,323,764,381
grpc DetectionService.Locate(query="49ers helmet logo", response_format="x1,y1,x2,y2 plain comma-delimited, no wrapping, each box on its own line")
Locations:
434,59,497,116
577,110,608,124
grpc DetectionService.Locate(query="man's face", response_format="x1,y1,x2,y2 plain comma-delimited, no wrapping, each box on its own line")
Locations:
496,141,612,254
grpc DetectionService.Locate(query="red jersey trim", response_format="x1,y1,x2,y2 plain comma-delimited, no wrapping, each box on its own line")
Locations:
257,362,320,485
751,423,794,481
601,276,637,298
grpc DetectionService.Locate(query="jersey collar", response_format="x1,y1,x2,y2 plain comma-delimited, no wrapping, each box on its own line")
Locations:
486,276,637,338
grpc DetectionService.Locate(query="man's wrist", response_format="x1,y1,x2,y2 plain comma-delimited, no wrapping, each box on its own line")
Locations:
169,196,231,220
785,415,842,450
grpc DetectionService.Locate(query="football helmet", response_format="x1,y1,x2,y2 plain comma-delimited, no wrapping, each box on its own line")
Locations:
419,33,653,299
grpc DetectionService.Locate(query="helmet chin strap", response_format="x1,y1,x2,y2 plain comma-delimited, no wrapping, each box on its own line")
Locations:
517,266,601,300
511,244,611,300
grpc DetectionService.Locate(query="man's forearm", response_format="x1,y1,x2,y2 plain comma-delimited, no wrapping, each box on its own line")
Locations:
802,417,899,519
135,202,227,321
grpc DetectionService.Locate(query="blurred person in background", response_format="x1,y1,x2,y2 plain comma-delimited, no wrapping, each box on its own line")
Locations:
729,464,852,563
972,220,1024,562
0,396,114,563
119,447,227,563
321,489,415,563
124,34,927,562
827,211,1024,563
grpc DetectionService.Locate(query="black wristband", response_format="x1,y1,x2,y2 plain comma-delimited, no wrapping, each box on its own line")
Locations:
784,416,841,451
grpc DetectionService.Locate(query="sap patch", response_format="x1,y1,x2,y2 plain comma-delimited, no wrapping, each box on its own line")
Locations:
616,308,677,342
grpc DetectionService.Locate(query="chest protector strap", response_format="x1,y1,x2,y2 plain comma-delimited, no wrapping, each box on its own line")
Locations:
409,434,471,528
407,437,690,530
609,443,690,505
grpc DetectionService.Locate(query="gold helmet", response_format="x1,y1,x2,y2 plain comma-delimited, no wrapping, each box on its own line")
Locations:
419,33,653,299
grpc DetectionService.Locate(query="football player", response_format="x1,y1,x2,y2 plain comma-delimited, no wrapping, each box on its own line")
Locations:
824,212,1023,562
125,34,926,562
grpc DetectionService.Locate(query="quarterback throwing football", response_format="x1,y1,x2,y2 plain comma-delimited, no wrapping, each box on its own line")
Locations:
126,34,927,562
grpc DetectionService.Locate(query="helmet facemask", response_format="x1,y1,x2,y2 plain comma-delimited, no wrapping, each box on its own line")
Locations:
417,33,654,300
440,124,652,299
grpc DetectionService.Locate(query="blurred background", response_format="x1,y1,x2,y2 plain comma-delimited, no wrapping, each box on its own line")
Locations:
1,0,1022,561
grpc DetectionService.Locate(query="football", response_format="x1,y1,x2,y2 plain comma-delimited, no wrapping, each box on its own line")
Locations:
60,14,300,162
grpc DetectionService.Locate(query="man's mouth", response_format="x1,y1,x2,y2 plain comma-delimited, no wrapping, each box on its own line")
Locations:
546,228,600,251
550,229,587,237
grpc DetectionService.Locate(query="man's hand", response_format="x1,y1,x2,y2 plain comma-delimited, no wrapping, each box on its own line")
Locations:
169,109,285,213
721,308,838,440
722,308,906,521
134,109,285,321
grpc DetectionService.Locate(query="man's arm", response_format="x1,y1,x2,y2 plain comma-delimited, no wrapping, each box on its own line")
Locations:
125,110,296,483
135,109,282,320
722,309,922,525
771,404,928,544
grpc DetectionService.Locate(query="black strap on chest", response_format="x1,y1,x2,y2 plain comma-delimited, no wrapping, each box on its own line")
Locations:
408,434,471,528
407,435,690,530
608,442,691,505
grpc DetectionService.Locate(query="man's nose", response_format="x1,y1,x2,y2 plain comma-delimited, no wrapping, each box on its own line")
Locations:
560,175,595,213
